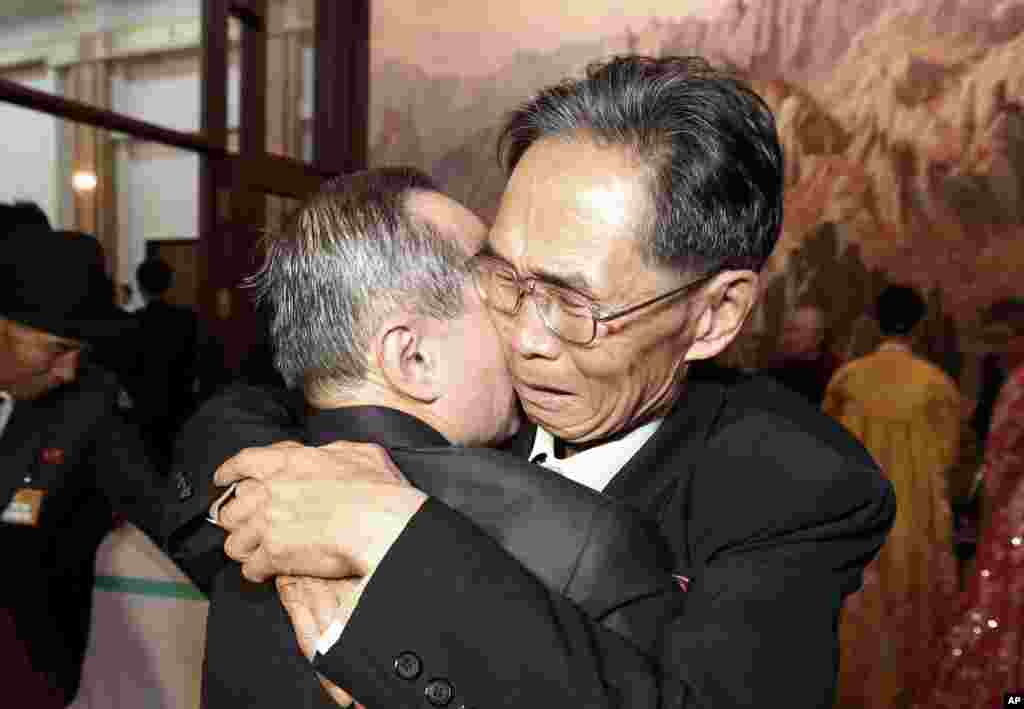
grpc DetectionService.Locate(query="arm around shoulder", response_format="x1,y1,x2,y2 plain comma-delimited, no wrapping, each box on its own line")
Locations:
161,383,301,591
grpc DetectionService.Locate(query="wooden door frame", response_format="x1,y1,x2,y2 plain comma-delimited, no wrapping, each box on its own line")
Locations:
0,0,370,371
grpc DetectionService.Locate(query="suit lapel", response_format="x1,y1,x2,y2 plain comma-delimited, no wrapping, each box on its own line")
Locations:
500,420,537,459
499,376,727,506
603,375,727,508
602,374,728,578
0,400,48,505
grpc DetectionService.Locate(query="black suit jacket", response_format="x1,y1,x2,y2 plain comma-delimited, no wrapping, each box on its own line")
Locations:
0,365,165,704
124,300,201,463
310,367,896,708
164,387,683,708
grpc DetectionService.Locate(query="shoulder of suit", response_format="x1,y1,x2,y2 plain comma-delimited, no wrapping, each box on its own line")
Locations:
709,372,831,431
683,373,890,553
188,382,302,430
693,369,882,496
26,365,122,433
58,364,120,405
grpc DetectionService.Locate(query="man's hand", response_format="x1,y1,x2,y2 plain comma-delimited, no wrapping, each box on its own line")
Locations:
214,440,428,582
276,575,368,709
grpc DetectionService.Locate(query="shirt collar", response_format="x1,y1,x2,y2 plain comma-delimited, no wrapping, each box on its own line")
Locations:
305,406,450,448
0,391,13,440
527,418,664,492
0,391,12,440
877,340,913,353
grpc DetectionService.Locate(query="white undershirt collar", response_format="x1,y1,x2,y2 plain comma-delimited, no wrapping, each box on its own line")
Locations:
527,418,664,492
0,391,13,441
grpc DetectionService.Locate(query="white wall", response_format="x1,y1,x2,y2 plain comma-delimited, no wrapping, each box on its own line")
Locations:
112,65,199,133
111,61,240,291
116,147,199,288
109,59,239,134
2,0,241,295
0,73,59,224
0,0,202,56
96,0,202,28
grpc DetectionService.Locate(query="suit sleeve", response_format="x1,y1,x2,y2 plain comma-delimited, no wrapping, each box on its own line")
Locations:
314,417,896,709
161,383,302,592
89,409,168,544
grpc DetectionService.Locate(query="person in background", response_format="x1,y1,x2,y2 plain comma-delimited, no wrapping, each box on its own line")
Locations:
761,302,841,405
0,201,51,231
823,284,962,709
916,302,1024,708
0,224,165,707
126,258,203,469
195,55,896,708
971,299,1024,448
945,300,1024,582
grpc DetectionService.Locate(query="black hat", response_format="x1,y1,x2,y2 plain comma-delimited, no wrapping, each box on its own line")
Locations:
0,224,132,342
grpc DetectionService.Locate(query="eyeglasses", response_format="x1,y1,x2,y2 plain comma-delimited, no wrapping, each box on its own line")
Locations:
473,255,713,346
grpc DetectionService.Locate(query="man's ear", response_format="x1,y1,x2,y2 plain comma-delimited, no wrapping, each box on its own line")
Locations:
375,318,441,404
683,270,760,362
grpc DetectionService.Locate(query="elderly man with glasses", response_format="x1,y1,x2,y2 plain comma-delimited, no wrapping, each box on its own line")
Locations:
173,56,895,708
471,248,715,347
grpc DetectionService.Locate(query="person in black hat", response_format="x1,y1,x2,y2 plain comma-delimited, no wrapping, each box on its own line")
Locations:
0,201,52,233
0,224,166,707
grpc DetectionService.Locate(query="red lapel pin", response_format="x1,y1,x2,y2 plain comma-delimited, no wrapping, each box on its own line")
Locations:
672,574,691,592
41,448,65,465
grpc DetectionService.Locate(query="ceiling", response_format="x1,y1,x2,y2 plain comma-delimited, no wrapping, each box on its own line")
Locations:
0,0,95,24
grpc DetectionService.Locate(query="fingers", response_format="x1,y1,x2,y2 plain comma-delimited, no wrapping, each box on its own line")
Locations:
316,673,357,708
275,576,322,659
214,440,305,486
275,576,364,707
224,517,264,560
286,577,341,629
216,478,268,530
240,546,275,583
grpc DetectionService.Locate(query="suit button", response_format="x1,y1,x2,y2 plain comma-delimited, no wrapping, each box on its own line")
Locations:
173,471,193,501
393,651,422,681
424,678,455,706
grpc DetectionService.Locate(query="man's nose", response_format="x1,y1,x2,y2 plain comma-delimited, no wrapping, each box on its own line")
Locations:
51,350,80,385
508,296,560,360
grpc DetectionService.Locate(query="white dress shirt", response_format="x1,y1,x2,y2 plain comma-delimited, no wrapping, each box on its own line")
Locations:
0,391,13,441
527,418,664,492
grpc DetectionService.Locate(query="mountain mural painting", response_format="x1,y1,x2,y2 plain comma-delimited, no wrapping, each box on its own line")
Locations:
371,0,1024,371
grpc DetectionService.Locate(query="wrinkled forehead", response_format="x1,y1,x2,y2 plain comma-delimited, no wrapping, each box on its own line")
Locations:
487,137,659,296
404,189,488,256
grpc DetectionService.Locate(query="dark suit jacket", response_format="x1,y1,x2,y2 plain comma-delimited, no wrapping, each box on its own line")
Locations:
0,365,165,704
164,387,682,708
124,300,201,464
761,351,842,406
307,367,896,708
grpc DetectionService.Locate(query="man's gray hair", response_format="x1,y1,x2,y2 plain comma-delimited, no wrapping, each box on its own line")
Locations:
499,55,784,275
251,167,472,396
